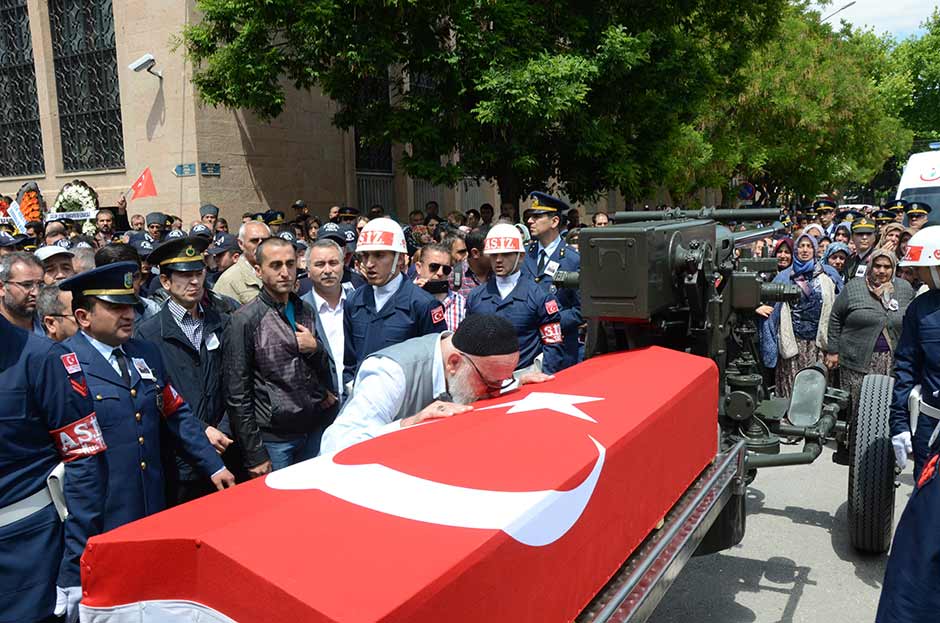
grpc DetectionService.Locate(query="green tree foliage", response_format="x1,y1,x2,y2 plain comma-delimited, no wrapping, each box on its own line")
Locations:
891,9,940,139
183,0,784,203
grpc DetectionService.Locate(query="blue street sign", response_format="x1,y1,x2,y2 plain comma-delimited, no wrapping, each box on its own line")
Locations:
200,162,221,176
173,163,196,177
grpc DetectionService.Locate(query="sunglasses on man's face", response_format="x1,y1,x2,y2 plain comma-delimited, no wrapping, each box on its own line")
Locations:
428,262,452,276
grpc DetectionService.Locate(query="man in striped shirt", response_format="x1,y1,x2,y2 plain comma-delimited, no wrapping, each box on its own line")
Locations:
414,243,466,331
450,229,491,299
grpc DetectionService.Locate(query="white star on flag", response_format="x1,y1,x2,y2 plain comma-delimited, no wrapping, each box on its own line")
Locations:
476,392,604,422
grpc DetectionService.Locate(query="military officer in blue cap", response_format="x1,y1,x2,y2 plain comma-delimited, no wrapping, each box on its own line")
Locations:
60,262,235,532
906,201,932,231
521,191,581,369
137,236,243,504
873,209,896,231
813,199,837,237
886,199,908,223
466,224,565,373
0,311,107,622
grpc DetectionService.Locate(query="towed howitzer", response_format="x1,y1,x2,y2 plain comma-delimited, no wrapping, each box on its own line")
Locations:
555,207,895,558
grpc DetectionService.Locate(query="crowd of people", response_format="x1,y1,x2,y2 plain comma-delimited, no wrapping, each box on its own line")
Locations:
1,186,595,622
5,182,940,621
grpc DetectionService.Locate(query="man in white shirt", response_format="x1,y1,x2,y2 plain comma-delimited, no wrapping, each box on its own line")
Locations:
321,314,526,454
301,240,350,402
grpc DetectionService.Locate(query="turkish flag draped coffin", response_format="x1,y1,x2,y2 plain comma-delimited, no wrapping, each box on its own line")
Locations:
81,347,718,623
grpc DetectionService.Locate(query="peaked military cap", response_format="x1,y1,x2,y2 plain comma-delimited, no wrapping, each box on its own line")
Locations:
526,191,570,216
885,199,908,213
873,209,895,224
906,202,932,216
813,199,836,212
147,236,209,272
60,261,139,305
838,209,864,223
337,206,360,217
851,217,876,233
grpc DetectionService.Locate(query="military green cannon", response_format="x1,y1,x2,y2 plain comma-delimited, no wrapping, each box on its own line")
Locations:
566,207,896,623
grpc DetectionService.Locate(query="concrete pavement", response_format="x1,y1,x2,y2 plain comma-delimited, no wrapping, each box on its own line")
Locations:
647,442,914,623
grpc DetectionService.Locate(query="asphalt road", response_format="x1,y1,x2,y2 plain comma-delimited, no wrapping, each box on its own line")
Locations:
647,442,914,623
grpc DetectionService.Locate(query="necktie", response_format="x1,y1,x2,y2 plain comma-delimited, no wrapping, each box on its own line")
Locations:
113,349,131,386
537,251,547,275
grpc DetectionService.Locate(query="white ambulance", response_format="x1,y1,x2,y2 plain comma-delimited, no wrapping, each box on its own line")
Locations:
897,149,940,226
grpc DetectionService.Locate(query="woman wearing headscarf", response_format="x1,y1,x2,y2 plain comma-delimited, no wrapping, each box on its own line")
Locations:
821,241,851,283
760,234,843,397
879,222,906,259
833,222,852,245
773,237,793,272
825,249,915,418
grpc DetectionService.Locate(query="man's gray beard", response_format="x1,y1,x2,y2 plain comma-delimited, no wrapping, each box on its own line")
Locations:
446,363,480,406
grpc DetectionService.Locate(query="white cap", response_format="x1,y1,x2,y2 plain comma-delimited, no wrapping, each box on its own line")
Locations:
483,223,524,255
356,218,407,253
34,245,73,262
899,227,940,267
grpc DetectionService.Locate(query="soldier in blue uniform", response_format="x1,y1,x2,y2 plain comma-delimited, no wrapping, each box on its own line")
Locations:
0,314,107,623
877,227,940,623
521,191,582,369
889,228,940,480
60,263,235,533
343,218,447,386
466,224,565,373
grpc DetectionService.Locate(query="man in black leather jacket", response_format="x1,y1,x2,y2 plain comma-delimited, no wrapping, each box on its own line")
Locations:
222,237,336,478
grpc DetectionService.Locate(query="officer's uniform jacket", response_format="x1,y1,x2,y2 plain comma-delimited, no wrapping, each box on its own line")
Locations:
890,289,940,476
0,316,106,621
63,332,223,531
466,276,565,373
342,275,447,386
521,238,582,369
135,301,230,483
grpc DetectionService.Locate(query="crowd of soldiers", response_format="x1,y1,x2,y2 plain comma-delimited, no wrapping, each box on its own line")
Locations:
5,186,940,622
0,189,587,622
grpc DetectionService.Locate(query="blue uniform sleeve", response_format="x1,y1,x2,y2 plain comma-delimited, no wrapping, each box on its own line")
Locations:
536,293,566,374
39,343,106,589
891,300,924,436
416,298,448,336
343,302,357,389
150,347,224,477
557,253,583,333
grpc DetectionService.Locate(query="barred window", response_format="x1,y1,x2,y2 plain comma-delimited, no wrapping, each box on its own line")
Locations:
0,0,45,177
49,0,124,172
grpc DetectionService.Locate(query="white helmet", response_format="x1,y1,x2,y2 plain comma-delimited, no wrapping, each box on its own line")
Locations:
899,226,940,267
484,223,525,255
356,217,407,253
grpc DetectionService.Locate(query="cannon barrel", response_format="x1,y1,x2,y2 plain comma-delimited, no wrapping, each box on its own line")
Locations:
612,208,780,224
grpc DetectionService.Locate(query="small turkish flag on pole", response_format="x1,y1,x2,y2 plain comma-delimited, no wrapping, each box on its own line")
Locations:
129,167,157,200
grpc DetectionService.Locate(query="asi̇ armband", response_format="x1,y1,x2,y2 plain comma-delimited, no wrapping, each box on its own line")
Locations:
159,383,185,418
50,413,107,462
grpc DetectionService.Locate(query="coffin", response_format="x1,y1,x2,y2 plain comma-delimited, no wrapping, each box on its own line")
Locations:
80,346,717,623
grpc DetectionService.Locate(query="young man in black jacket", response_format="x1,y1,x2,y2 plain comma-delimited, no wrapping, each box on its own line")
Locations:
135,236,244,504
223,237,337,477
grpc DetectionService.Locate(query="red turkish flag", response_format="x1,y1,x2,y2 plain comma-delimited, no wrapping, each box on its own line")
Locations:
129,168,157,200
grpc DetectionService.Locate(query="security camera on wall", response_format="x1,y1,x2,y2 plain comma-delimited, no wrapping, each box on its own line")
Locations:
128,53,162,78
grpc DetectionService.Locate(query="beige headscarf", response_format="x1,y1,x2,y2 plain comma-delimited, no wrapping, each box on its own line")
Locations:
866,248,896,310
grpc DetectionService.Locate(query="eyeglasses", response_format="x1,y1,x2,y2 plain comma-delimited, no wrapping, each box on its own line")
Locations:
428,262,453,276
461,354,514,393
47,313,75,320
4,280,41,292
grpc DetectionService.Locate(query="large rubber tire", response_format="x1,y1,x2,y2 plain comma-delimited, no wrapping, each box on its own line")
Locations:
847,374,895,554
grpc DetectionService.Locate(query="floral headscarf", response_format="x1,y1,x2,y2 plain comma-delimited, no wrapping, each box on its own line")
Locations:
866,248,897,311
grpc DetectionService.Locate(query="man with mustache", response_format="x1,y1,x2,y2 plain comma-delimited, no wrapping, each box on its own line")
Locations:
0,251,45,335
61,262,234,532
